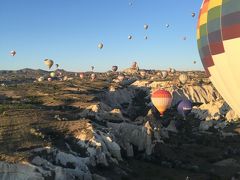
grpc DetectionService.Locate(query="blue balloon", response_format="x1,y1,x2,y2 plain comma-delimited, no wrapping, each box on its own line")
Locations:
177,100,192,118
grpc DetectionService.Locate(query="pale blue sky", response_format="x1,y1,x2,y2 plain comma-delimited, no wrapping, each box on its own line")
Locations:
0,0,203,72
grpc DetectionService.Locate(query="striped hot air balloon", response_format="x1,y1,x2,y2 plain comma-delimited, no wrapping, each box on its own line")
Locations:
197,0,240,115
151,89,172,116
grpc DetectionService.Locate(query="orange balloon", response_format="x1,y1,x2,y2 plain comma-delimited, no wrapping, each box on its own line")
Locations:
151,89,172,116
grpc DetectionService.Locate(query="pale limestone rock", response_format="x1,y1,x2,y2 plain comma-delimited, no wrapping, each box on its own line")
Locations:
226,109,239,122
199,120,215,131
214,158,240,168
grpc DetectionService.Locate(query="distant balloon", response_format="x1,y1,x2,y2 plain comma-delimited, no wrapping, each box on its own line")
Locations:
128,35,133,40
151,89,172,116
156,72,162,76
166,24,170,28
170,68,176,73
144,36,148,40
91,73,96,81
140,70,146,78
177,100,192,118
183,36,187,41
112,66,118,72
192,12,196,18
50,72,56,78
10,50,16,56
80,72,84,79
193,61,197,64
44,59,54,69
63,76,68,81
37,77,44,82
91,66,94,71
144,24,149,30
129,2,133,6
117,74,125,82
179,74,188,84
98,43,103,49
161,71,168,79
56,64,59,69
131,61,137,69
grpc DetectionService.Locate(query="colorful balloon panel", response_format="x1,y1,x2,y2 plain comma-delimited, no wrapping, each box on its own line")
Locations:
197,0,240,115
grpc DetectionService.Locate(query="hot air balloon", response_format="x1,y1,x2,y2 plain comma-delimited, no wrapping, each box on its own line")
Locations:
197,0,240,115
144,24,149,30
183,36,187,41
179,74,188,84
161,71,168,79
117,74,125,82
91,73,96,81
44,59,54,69
177,100,192,119
192,12,196,18
98,43,103,49
128,35,133,40
91,66,94,71
63,76,68,81
80,72,84,79
112,66,118,72
37,77,44,82
10,50,16,56
170,68,176,73
151,89,172,116
131,61,137,69
166,24,170,28
156,72,162,76
56,64,59,69
50,72,56,78
144,36,148,40
140,70,146,78
193,61,197,64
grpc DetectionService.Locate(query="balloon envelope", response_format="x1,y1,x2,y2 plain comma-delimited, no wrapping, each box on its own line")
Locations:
50,72,56,78
197,0,240,115
140,71,146,77
44,59,54,69
10,50,16,56
179,74,188,84
91,73,96,80
151,89,172,116
112,66,118,72
80,73,84,79
177,100,192,118
161,71,168,79
118,75,125,81
98,43,103,49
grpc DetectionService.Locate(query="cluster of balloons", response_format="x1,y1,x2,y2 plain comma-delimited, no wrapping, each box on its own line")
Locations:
151,89,193,118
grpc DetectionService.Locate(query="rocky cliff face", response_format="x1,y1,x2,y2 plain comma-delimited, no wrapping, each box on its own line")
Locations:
1,78,240,179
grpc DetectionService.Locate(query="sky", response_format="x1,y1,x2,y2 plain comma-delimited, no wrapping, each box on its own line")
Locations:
0,0,203,72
